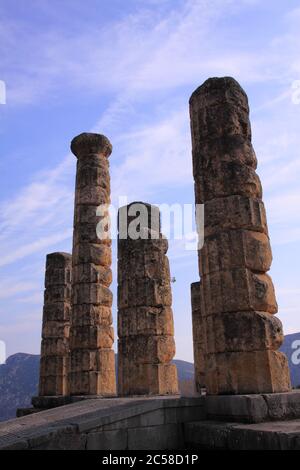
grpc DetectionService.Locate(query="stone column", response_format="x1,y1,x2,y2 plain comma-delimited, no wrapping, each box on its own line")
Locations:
189,77,291,394
69,133,116,396
190,281,205,392
39,252,72,397
117,202,178,395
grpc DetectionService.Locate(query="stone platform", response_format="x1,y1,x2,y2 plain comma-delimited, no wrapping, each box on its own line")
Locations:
204,391,300,423
185,419,300,450
6,392,300,450
3,396,205,450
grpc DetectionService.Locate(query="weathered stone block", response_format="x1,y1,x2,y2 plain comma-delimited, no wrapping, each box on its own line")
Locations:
72,304,112,326
118,236,168,259
40,355,69,376
46,252,72,269
194,162,262,203
191,281,206,390
75,184,109,206
43,303,71,322
44,285,71,303
204,195,268,237
70,348,115,372
205,311,284,354
118,202,161,236
39,374,69,396
42,321,70,339
73,223,111,246
192,136,257,176
118,335,175,364
199,230,272,275
69,368,116,396
118,250,170,282
117,306,174,337
41,338,69,356
45,267,71,287
118,278,172,308
72,283,112,306
72,263,112,286
202,268,278,315
118,362,178,396
205,350,291,394
73,242,111,266
74,204,109,225
70,325,114,349
75,164,110,192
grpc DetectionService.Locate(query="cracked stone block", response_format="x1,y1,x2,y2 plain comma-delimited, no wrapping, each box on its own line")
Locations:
199,230,272,275
204,350,291,395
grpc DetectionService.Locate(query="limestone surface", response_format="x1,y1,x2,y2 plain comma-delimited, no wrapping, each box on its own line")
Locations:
39,252,72,396
69,133,116,396
117,202,178,395
190,77,291,394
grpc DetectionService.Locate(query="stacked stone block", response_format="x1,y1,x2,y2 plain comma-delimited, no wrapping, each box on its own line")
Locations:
69,133,116,396
118,202,178,395
190,281,205,392
39,252,72,396
189,77,291,394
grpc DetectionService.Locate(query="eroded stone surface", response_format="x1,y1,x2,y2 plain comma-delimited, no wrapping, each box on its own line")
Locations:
39,252,72,396
117,203,178,396
69,133,116,396
190,77,291,394
191,282,205,392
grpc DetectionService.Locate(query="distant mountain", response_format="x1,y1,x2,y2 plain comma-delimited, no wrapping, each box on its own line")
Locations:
0,332,299,422
0,353,39,422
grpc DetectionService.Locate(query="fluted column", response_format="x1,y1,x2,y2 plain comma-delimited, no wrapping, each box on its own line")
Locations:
69,133,116,396
117,202,178,395
39,252,72,396
189,77,291,394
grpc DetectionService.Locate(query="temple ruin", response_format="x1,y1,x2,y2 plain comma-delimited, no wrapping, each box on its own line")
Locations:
189,77,291,394
38,252,72,397
117,202,178,395
34,79,291,399
69,133,116,396
8,76,300,450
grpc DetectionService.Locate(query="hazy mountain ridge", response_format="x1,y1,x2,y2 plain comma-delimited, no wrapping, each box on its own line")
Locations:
0,333,299,422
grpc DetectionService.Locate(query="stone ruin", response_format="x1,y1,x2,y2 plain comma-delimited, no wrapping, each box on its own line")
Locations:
34,76,291,407
39,252,72,397
118,202,178,395
69,133,116,396
189,77,291,394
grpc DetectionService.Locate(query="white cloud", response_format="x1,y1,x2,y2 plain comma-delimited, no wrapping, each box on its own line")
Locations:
0,281,37,300
2,0,300,357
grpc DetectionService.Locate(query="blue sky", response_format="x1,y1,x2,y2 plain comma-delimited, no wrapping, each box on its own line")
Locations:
0,0,300,362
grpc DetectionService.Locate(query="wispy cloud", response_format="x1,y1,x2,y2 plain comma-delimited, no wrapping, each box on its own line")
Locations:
1,0,300,358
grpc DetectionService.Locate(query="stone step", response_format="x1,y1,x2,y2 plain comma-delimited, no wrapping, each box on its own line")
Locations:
184,419,300,450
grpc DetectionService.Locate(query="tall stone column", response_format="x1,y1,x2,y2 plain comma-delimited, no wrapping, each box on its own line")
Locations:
190,281,205,393
69,133,116,396
189,77,291,394
117,202,178,395
39,252,72,397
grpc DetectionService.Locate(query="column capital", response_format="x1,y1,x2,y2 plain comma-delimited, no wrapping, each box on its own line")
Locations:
71,133,112,159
